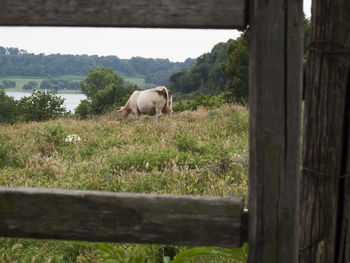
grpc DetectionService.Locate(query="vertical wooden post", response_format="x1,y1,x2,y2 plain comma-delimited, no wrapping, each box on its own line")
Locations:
299,0,350,262
248,0,303,262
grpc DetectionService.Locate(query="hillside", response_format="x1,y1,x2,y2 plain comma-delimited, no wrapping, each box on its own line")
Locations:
0,46,195,89
0,104,248,262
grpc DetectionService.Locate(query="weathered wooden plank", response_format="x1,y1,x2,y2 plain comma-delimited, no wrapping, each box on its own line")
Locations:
0,187,245,247
248,0,303,262
0,0,246,29
340,109,350,263
299,0,350,262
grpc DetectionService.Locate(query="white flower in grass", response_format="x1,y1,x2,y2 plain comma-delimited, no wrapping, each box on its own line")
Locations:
65,134,81,143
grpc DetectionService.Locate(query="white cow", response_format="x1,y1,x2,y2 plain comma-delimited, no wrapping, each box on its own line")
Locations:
117,86,173,121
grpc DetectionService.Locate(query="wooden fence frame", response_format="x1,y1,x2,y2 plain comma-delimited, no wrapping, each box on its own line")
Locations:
0,0,304,262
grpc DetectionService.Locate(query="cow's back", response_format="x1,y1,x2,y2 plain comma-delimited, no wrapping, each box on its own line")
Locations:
136,88,166,115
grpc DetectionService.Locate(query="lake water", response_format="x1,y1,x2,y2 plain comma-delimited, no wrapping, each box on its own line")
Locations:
5,91,87,112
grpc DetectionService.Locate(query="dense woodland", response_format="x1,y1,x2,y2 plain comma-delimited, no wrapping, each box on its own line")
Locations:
168,41,229,96
168,33,248,103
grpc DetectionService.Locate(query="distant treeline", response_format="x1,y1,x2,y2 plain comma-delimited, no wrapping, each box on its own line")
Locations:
0,80,16,89
21,79,80,91
0,47,195,87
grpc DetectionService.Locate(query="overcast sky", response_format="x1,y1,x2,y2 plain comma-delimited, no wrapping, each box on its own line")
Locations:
0,0,311,62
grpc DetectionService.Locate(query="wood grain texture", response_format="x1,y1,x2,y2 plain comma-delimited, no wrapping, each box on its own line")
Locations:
0,187,245,247
0,0,246,29
248,0,303,262
299,0,350,262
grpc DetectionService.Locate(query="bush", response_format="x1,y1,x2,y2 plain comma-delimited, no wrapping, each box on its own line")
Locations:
75,99,92,119
173,92,231,112
16,90,67,122
0,135,12,168
174,133,201,153
77,67,138,116
0,90,17,123
43,121,69,148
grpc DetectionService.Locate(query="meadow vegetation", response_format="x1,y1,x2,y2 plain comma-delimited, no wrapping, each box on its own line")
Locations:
0,103,248,262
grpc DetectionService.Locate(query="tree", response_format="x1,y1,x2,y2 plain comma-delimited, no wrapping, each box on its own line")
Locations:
77,67,138,116
168,41,229,96
220,32,249,104
22,81,38,90
1,80,16,89
90,83,137,114
16,90,67,122
80,67,124,99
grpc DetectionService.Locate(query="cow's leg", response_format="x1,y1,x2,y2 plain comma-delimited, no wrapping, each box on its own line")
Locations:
155,107,162,122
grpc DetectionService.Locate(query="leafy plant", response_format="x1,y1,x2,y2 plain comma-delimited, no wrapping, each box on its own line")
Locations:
173,92,231,113
174,133,201,153
75,99,92,119
76,242,144,263
171,244,248,263
78,67,138,115
0,90,17,123
76,243,248,263
43,121,69,148
0,135,12,168
16,90,67,122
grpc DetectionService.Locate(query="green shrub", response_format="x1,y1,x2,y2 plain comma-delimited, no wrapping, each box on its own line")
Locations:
172,243,248,263
0,136,12,168
78,141,99,158
79,67,138,115
173,92,232,112
74,99,92,119
16,90,67,122
43,121,69,148
174,133,201,153
0,90,17,123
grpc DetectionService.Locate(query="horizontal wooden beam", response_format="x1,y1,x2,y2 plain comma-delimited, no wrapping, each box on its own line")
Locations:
0,0,246,29
0,187,246,247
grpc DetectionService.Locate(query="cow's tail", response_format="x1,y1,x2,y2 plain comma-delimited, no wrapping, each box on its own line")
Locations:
164,87,172,116
163,87,170,108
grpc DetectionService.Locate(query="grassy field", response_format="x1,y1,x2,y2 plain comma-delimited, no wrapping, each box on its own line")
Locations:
0,104,249,262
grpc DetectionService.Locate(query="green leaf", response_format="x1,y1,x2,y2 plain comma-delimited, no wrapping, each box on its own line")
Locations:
171,244,248,263
163,256,172,263
171,247,227,263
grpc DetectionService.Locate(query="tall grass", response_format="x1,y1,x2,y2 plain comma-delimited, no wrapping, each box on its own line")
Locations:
0,104,248,262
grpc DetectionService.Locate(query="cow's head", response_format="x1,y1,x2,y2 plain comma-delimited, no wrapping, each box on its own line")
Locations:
116,106,131,120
